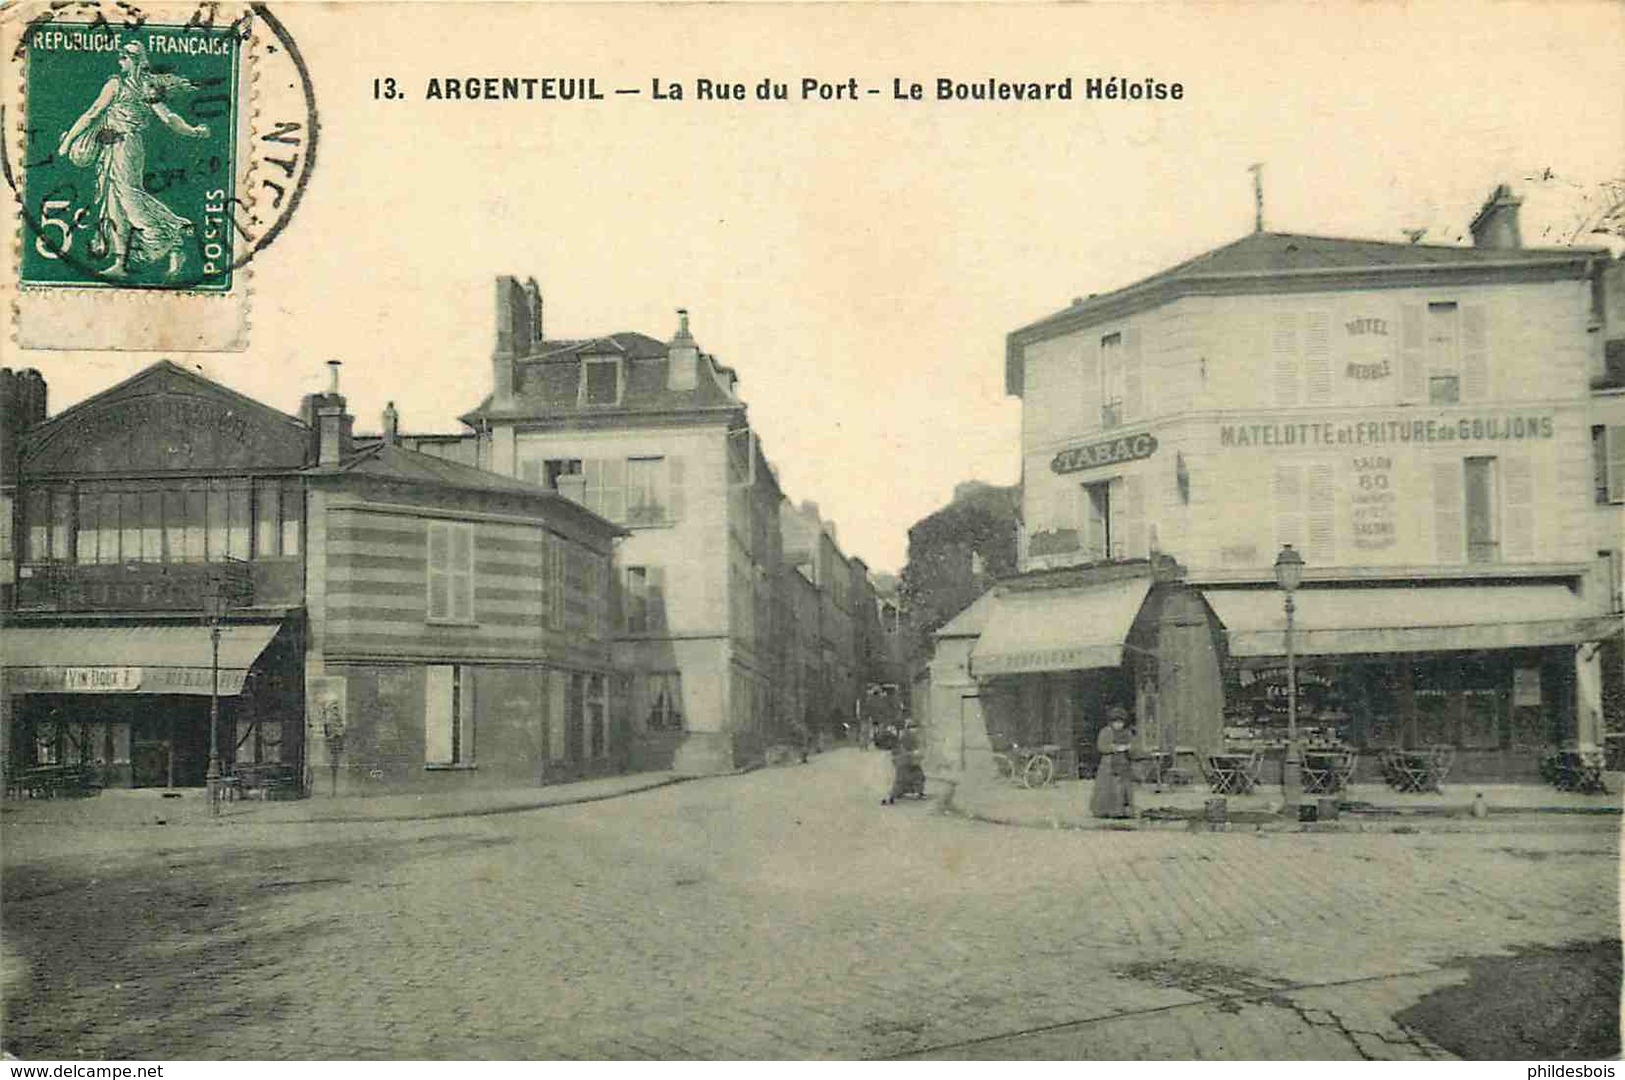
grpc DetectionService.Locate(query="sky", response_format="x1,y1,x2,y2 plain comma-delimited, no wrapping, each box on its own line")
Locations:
5,1,1623,573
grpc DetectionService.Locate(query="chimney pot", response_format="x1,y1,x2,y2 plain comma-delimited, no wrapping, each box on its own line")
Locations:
1469,183,1523,250
383,401,400,445
327,359,342,394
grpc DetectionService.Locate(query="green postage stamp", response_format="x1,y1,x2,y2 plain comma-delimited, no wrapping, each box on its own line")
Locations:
5,2,318,351
21,22,241,290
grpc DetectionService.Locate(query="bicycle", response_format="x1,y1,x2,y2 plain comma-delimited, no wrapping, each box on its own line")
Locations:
990,741,1059,789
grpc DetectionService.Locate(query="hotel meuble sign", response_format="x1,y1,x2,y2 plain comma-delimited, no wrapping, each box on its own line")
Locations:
1052,432,1158,474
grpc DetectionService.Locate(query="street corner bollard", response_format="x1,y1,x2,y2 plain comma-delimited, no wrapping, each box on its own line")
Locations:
1471,792,1489,819
1204,797,1227,826
1316,797,1339,822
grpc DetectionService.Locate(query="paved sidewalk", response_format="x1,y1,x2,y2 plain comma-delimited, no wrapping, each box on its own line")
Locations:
945,771,1623,832
0,768,691,830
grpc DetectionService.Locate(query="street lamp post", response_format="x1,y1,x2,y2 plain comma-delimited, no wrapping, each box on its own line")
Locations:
1274,544,1305,812
205,582,223,814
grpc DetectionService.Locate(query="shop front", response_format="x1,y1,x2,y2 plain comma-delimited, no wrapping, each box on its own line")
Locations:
929,558,1229,777
1204,580,1619,781
2,620,301,788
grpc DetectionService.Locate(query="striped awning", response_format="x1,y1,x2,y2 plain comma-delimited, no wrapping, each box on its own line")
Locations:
969,578,1153,677
1204,584,1622,657
1,624,281,696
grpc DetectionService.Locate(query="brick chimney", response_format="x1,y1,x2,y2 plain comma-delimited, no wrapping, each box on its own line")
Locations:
493,275,536,408
315,360,353,468
1469,184,1523,250
667,308,699,391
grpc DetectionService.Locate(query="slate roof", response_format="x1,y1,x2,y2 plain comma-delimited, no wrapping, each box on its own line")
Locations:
308,442,625,536
460,332,739,423
1007,230,1611,389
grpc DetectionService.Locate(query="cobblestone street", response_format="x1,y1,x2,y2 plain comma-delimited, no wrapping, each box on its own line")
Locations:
2,749,1618,1060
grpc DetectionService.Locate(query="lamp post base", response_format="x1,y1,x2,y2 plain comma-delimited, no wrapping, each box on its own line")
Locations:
1281,744,1303,811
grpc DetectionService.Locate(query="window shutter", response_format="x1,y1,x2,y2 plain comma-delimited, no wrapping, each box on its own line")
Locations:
1304,311,1332,404
1399,305,1426,402
1078,345,1100,430
1272,312,1300,406
426,522,449,620
1122,328,1144,421
1273,463,1304,553
1432,460,1464,563
667,456,685,521
424,665,454,764
1501,456,1535,560
1608,427,1625,504
649,565,667,631
1307,462,1335,564
1115,474,1144,559
603,458,627,523
1462,304,1489,401
451,525,474,622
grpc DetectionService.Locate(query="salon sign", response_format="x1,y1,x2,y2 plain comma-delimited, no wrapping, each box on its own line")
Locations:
1051,431,1158,474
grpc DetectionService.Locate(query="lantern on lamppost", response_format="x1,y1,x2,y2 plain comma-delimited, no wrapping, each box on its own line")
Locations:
1273,543,1305,810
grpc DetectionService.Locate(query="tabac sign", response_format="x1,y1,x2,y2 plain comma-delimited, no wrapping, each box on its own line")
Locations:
1051,432,1158,474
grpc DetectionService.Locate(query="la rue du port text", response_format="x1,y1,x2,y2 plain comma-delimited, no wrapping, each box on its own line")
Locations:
417,76,1184,102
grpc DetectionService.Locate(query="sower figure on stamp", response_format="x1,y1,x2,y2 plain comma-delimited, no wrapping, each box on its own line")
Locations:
1090,707,1137,819
56,41,211,279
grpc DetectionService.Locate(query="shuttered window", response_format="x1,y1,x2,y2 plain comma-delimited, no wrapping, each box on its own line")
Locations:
1304,311,1332,404
1399,305,1426,402
1273,462,1335,564
1114,473,1145,560
1464,457,1498,563
1272,312,1300,406
1501,457,1534,560
425,664,472,766
1100,333,1124,427
1598,426,1625,505
1432,459,1465,563
426,521,475,623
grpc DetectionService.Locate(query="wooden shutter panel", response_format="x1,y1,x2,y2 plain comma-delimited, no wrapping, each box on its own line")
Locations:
1115,474,1144,559
649,565,667,631
426,521,449,620
452,525,474,622
1307,462,1336,563
1122,328,1144,422
1432,460,1464,563
424,665,454,763
1462,304,1489,401
1501,456,1535,560
1272,312,1300,406
1078,344,1100,430
667,456,685,521
1399,305,1426,402
1304,311,1332,404
1273,463,1304,552
1608,427,1625,504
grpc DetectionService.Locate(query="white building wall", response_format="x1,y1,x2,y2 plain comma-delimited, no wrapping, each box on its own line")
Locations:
1019,277,1601,579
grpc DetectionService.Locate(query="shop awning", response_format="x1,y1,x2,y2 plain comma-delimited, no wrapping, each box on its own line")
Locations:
1204,584,1622,657
1,624,282,696
970,578,1153,677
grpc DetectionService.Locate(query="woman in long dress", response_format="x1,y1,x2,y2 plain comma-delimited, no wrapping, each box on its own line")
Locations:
1090,708,1136,819
55,41,211,278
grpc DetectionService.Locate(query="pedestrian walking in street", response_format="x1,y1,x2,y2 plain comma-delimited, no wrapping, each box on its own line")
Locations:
1090,707,1137,819
882,720,925,805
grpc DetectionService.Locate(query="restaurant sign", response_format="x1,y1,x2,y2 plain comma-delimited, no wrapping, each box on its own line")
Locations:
8,666,248,696
1052,432,1158,474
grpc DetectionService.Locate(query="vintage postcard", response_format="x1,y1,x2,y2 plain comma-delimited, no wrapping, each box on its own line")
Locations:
1,0,1622,1067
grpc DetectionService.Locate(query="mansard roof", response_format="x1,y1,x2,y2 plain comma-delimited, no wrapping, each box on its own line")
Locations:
1006,230,1610,394
460,332,739,424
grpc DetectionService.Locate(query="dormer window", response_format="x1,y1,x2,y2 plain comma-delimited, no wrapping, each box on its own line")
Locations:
579,357,622,406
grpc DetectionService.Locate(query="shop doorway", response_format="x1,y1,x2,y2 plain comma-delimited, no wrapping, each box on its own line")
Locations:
130,697,211,787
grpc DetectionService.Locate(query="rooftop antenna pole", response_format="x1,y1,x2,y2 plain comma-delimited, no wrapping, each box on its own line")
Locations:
1248,163,1264,233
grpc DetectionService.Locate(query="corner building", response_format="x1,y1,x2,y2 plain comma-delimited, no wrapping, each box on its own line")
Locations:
936,188,1623,782
439,279,793,774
